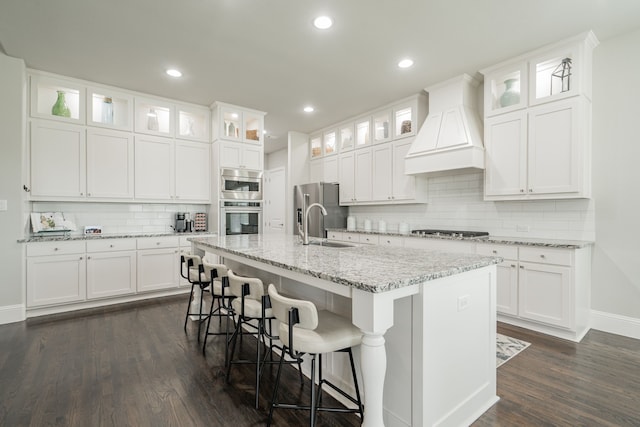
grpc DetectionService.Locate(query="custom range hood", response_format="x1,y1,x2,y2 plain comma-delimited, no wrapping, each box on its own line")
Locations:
405,74,484,175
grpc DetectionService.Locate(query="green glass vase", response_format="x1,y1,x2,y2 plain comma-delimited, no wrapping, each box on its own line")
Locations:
51,91,71,117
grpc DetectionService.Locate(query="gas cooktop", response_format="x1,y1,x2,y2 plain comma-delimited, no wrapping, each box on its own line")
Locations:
411,229,489,239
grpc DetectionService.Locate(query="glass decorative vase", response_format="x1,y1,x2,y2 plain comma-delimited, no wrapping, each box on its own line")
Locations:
102,97,114,124
51,91,71,118
499,78,520,108
147,108,159,131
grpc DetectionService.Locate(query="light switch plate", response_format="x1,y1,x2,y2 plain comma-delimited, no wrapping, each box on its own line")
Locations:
0,200,7,211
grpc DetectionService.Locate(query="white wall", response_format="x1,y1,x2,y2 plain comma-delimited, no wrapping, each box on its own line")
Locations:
0,53,26,323
591,27,640,319
265,148,287,171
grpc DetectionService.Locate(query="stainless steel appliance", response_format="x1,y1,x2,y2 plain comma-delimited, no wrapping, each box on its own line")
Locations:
293,183,347,239
175,212,188,232
220,168,263,200
411,229,489,239
220,201,262,236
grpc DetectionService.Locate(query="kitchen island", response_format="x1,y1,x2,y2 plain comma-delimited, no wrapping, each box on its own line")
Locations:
189,234,501,427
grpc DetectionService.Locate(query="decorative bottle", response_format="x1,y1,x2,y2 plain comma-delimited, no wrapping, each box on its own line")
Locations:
102,97,114,124
51,91,71,117
499,78,520,108
147,108,159,131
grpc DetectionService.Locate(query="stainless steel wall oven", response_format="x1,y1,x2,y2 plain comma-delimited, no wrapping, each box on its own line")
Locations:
220,201,262,236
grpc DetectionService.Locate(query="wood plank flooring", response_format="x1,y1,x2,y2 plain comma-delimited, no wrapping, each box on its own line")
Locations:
1,295,639,426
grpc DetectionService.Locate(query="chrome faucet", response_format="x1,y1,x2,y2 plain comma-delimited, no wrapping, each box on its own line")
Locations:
299,193,328,245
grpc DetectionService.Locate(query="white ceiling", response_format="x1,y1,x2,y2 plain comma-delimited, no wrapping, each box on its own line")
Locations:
1,0,639,153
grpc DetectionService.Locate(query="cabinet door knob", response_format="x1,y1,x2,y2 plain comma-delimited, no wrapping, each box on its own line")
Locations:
54,247,58,251
540,254,546,258
79,257,83,260
510,264,516,268
80,192,84,196
529,189,533,192
87,256,91,260
110,244,114,248
519,265,524,269
520,189,525,193
87,193,91,197
492,250,497,254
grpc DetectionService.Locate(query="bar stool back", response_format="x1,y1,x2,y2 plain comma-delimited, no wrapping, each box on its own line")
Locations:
266,284,364,426
181,254,210,340
201,259,233,356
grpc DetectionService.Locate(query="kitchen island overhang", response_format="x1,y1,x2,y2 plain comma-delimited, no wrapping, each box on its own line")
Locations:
189,234,501,427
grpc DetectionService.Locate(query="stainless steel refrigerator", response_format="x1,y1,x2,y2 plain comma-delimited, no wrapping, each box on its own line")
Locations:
293,183,348,238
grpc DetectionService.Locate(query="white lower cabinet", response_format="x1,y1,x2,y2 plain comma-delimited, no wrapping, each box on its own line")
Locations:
478,243,590,341
26,241,87,307
86,239,136,299
136,237,179,292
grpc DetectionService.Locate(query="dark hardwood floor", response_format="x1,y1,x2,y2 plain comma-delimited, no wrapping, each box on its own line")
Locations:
1,296,639,426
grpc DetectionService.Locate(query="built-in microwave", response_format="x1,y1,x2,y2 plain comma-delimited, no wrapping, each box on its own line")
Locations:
220,168,263,200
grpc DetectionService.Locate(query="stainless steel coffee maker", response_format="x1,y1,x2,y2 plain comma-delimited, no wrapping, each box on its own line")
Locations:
175,212,188,232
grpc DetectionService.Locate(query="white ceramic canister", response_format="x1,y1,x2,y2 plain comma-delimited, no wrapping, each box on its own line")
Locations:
399,222,410,235
364,219,372,232
347,216,356,231
378,220,387,233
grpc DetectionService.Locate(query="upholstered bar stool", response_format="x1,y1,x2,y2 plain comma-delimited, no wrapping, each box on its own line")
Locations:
201,259,234,356
225,269,277,409
266,284,364,426
180,254,211,340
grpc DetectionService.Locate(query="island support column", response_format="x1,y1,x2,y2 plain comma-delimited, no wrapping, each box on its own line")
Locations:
352,287,416,427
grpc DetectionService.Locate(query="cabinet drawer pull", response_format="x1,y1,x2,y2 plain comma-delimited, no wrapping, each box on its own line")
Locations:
492,250,497,254
87,256,91,260
540,254,546,259
79,257,83,260
110,244,114,248
519,265,524,269
510,264,516,268
54,247,59,251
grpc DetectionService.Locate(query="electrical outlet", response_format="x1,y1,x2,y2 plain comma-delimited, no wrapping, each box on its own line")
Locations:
457,295,470,311
516,225,530,232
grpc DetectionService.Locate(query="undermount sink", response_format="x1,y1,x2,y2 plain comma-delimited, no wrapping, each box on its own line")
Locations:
308,240,356,248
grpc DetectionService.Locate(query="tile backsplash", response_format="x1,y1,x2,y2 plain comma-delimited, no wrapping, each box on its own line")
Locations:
349,171,595,241
27,202,207,236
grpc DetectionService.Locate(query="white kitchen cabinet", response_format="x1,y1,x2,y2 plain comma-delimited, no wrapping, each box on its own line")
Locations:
176,103,210,142
310,133,322,159
477,244,519,316
338,151,355,204
30,74,85,124
485,98,588,200
323,129,338,156
354,148,372,202
86,128,134,199
482,31,597,201
310,157,338,183
355,117,371,148
86,239,136,299
219,141,263,170
372,144,392,201
518,261,572,328
212,102,265,144
404,236,477,254
134,135,175,200
309,159,323,183
136,237,179,293
372,109,392,144
87,86,133,131
135,96,174,137
339,123,354,152
175,140,211,202
26,241,87,308
30,120,86,198
392,139,418,201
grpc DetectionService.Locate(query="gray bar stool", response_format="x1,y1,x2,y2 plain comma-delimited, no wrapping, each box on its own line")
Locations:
266,284,364,426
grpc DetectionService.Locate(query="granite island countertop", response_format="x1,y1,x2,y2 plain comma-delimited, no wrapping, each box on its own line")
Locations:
188,234,501,293
327,228,593,249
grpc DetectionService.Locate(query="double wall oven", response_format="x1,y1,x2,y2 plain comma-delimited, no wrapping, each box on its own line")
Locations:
219,168,263,236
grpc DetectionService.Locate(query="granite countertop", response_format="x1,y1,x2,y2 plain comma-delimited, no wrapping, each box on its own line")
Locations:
189,234,501,294
19,231,215,243
327,228,593,249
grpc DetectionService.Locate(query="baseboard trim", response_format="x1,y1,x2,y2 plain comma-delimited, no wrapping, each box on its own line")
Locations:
0,304,26,325
591,310,640,340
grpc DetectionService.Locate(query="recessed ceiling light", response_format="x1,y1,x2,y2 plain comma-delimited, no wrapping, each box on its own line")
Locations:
398,59,414,69
304,106,314,113
166,69,182,77
313,16,333,30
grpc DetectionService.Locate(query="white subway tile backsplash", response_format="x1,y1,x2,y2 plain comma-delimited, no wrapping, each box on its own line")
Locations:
350,171,595,240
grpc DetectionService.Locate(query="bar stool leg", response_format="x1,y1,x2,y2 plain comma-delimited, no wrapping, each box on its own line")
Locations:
183,282,196,332
348,348,364,419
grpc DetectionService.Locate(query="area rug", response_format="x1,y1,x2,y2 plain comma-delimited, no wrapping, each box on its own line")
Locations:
496,333,531,367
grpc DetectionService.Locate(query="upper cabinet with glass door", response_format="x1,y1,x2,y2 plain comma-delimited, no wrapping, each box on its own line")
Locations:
176,103,210,142
529,31,598,106
135,96,174,137
310,133,322,159
30,74,85,124
339,123,355,152
212,102,266,144
372,109,392,144
323,129,338,156
355,117,371,148
482,61,528,117
87,87,133,131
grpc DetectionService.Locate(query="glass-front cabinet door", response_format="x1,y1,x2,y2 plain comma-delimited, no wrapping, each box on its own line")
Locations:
310,134,322,159
339,123,354,152
323,130,337,156
221,106,242,141
529,46,580,106
355,117,371,148
177,104,210,142
373,110,391,143
87,87,133,131
243,110,263,143
30,75,85,124
134,96,174,137
483,62,528,117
